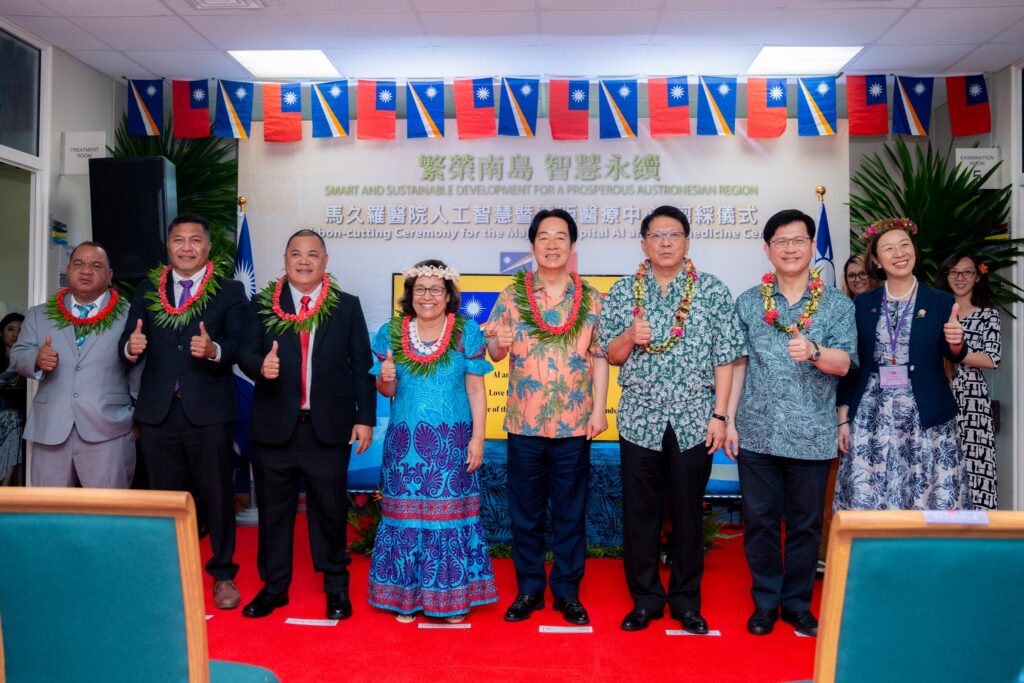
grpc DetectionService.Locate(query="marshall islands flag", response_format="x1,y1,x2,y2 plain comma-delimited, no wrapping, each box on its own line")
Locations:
127,79,163,136
599,79,638,139
797,76,837,136
214,80,253,139
697,76,736,136
311,80,349,138
893,76,933,136
406,80,445,139
498,77,539,137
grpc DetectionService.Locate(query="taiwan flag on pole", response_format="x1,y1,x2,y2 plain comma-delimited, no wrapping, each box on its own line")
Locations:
797,76,837,137
263,83,302,142
548,79,589,140
357,79,396,140
454,78,496,139
599,79,638,139
311,80,349,138
498,77,539,137
846,75,888,136
892,76,933,136
648,77,689,137
697,76,736,136
746,78,787,139
127,79,163,136
172,80,209,138
946,74,991,137
406,80,445,139
214,80,253,139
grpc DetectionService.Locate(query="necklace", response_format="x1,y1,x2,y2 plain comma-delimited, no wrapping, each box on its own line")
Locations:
884,277,917,301
389,313,464,377
632,258,699,354
409,316,447,355
46,288,125,337
760,268,825,334
145,262,218,329
256,275,340,334
511,270,591,344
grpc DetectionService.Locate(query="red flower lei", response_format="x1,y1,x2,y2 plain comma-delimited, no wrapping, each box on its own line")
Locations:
271,274,331,322
524,271,583,336
54,288,120,325
157,261,214,315
401,313,456,364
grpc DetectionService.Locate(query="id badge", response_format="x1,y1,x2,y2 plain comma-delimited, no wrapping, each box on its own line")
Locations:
879,365,910,388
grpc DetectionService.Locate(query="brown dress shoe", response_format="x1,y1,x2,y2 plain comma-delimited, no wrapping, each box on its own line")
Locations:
213,580,241,609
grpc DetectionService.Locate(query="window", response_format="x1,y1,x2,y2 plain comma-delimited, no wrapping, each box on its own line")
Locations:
0,27,41,157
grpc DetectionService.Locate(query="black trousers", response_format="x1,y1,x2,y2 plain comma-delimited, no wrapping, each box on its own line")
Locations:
140,397,238,581
737,449,832,612
252,419,351,595
620,424,712,614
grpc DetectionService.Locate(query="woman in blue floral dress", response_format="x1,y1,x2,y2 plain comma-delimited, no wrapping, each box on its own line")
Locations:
835,220,971,510
368,260,498,622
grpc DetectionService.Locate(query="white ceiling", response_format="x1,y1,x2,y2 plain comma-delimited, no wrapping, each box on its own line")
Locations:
2,0,1024,81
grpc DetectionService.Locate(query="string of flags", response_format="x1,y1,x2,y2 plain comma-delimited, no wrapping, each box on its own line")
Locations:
126,74,993,143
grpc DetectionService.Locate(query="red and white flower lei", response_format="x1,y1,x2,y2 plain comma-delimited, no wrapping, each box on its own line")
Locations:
760,268,825,334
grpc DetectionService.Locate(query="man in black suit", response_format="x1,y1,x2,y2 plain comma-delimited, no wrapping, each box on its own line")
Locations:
120,214,248,610
237,229,375,620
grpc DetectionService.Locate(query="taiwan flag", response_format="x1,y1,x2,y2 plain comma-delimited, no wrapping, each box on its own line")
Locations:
946,74,991,137
127,79,163,136
214,80,253,139
498,77,539,137
357,79,396,140
599,79,638,139
406,80,445,139
648,77,689,137
172,79,209,138
846,75,888,136
892,76,933,136
311,80,349,138
454,77,496,139
797,76,836,137
548,79,589,140
697,76,736,136
746,78,787,139
263,83,302,142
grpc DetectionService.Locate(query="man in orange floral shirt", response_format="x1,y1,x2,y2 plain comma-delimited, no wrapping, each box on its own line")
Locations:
486,208,609,626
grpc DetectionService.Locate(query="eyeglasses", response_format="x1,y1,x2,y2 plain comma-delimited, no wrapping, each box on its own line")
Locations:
845,271,870,282
769,237,811,249
646,231,686,243
947,269,977,280
413,286,445,297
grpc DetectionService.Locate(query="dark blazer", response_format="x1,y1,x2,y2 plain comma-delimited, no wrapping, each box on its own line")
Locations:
843,284,967,429
237,285,376,446
119,273,248,427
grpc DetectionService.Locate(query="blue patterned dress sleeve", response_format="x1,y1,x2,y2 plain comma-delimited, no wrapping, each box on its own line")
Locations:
462,319,494,376
369,322,391,377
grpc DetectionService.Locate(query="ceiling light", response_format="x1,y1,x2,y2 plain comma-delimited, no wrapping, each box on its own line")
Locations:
188,0,265,8
746,46,862,76
228,50,340,79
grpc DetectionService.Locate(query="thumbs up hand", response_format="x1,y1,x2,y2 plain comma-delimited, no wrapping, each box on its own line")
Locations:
788,327,815,363
380,348,397,384
261,340,280,380
630,308,652,347
36,334,59,372
127,319,148,357
492,321,514,352
943,303,964,346
190,321,215,359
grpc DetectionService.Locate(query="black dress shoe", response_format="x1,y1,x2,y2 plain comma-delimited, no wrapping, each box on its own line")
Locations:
552,597,590,625
781,609,818,636
504,594,545,622
242,589,289,618
621,607,663,631
326,592,352,620
674,609,708,635
747,607,778,635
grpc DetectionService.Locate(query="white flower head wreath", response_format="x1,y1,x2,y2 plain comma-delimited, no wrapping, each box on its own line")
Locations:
401,264,461,282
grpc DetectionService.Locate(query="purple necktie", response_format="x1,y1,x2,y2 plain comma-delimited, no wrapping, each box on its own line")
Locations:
174,279,194,394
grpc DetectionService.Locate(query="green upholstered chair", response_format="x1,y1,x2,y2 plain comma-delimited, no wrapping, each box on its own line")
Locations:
0,488,278,683
812,510,1024,683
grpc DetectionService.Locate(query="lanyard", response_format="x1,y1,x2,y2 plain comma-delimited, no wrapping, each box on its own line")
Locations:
881,282,917,365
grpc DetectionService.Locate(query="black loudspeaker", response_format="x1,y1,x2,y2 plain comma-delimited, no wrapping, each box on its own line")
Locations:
89,156,177,278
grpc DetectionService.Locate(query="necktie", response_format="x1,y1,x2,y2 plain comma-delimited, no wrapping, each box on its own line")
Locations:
299,296,311,408
178,279,194,307
73,303,94,346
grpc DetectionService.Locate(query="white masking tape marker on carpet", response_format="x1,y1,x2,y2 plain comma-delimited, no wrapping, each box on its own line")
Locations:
665,629,722,636
285,618,339,627
418,623,472,629
539,625,593,634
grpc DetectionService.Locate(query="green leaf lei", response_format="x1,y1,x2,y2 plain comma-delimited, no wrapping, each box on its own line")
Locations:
144,263,221,330
511,270,592,345
387,313,465,377
45,288,127,337
255,275,342,335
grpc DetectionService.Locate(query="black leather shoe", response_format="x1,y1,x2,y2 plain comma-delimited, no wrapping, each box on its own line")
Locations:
504,594,545,622
674,609,708,635
552,597,590,625
621,607,663,631
326,592,352,620
781,609,818,636
747,607,778,635
242,589,288,618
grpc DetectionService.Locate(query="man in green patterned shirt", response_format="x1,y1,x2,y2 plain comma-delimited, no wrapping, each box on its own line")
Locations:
599,205,746,634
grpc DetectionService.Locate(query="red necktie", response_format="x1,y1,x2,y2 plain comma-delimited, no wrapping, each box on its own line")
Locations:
299,295,311,408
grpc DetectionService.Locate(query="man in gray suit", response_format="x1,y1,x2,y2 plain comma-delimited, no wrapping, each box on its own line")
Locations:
10,241,136,488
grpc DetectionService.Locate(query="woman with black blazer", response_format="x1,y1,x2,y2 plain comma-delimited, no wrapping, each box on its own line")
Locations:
834,219,971,510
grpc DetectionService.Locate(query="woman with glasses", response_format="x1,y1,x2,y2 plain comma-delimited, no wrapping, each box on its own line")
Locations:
834,219,970,511
367,259,498,623
840,254,878,298
936,252,1001,509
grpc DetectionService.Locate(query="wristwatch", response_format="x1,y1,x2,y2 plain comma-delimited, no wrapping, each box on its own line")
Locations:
811,341,822,362
711,413,728,422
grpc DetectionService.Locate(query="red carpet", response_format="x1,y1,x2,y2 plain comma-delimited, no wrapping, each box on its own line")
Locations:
203,519,818,683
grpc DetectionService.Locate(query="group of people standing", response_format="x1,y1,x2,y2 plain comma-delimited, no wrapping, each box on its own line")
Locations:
8,203,1000,638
